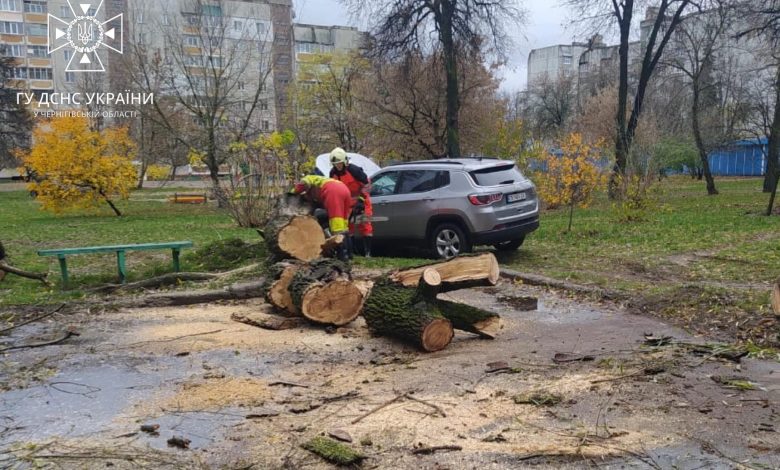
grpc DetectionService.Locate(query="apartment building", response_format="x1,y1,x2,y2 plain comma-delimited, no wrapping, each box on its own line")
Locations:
1,0,293,129
526,41,588,87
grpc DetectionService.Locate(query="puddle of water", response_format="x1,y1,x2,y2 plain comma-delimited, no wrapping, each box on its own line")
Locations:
0,364,170,443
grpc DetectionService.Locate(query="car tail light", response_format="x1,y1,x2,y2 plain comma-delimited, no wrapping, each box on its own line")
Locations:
468,193,503,206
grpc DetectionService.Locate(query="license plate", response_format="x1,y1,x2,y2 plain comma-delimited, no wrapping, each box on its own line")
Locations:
507,192,526,203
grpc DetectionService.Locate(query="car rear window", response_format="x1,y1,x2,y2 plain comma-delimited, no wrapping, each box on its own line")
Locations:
469,164,524,186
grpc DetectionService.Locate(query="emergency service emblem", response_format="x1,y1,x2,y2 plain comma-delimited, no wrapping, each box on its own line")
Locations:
48,0,123,73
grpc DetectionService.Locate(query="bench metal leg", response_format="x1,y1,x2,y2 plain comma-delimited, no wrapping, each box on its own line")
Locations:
117,250,127,284
57,255,69,288
172,249,181,272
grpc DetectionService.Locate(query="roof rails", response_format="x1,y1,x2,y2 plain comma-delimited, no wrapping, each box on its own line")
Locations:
386,160,464,167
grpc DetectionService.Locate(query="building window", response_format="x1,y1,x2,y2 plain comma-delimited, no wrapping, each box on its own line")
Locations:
27,45,46,57
11,67,27,79
256,22,265,35
234,20,242,31
28,67,52,80
136,12,144,23
262,120,269,131
65,72,75,83
26,23,47,36
0,21,23,35
23,0,45,13
162,14,170,25
562,55,572,65
185,35,199,47
4,44,23,57
237,81,244,90
64,49,71,61
60,5,70,17
0,0,20,12
260,100,268,110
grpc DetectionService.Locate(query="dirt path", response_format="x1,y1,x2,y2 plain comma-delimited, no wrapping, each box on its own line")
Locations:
1,281,777,469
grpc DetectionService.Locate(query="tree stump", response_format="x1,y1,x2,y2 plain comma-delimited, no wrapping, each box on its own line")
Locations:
289,259,366,325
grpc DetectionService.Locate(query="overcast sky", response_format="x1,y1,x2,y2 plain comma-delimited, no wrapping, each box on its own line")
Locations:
293,0,579,93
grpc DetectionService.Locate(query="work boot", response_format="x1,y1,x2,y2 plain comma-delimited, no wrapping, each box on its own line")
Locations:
363,236,372,258
346,235,354,260
337,242,350,263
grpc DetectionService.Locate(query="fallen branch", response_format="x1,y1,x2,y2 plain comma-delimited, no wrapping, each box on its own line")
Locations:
0,261,50,286
0,303,65,334
0,329,79,352
92,263,263,294
500,268,623,300
351,392,407,424
411,445,462,455
106,279,266,309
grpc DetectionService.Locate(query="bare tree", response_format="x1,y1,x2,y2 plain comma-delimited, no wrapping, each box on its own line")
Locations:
126,0,276,193
0,54,31,170
664,4,737,195
343,0,522,159
565,0,698,197
357,49,501,160
528,73,578,139
737,0,780,214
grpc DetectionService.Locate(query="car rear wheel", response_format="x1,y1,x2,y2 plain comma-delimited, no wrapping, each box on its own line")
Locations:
493,236,525,251
431,223,471,259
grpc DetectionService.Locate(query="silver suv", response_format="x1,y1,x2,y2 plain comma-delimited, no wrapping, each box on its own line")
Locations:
368,158,540,259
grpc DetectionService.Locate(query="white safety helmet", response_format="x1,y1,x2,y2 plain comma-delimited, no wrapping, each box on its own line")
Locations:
329,147,348,165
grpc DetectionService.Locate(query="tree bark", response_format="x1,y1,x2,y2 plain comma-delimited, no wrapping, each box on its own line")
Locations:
440,0,461,159
691,86,718,195
764,66,780,195
362,272,454,352
436,299,500,339
610,0,634,199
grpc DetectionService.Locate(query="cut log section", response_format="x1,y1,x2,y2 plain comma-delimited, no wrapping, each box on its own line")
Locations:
264,215,326,262
289,259,365,325
389,253,500,290
320,234,345,258
772,278,780,316
363,273,454,352
265,262,301,314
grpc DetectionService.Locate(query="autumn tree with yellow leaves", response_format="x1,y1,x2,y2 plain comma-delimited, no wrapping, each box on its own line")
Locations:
536,133,607,232
18,117,137,216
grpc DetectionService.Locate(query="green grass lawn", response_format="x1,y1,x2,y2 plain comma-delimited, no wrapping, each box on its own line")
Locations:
1,177,778,347
0,190,258,305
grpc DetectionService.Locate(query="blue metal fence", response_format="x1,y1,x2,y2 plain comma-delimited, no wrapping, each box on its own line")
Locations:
708,138,767,176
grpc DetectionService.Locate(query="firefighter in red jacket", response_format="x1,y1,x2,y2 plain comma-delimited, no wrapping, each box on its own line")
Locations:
291,174,353,261
328,148,374,257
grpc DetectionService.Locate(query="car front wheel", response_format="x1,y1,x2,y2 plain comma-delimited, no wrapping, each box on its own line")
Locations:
493,236,525,251
431,223,470,259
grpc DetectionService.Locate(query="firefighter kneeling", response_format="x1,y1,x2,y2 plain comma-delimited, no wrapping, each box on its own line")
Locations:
291,175,354,262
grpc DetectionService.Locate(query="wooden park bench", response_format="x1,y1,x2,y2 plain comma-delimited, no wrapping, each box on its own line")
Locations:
38,241,194,287
169,193,208,204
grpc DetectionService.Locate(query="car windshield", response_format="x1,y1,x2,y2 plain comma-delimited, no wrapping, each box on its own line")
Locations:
469,164,524,186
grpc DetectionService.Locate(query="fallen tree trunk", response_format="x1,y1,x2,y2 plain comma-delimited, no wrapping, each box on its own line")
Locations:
389,253,500,290
363,269,454,352
289,259,366,325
